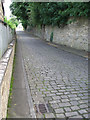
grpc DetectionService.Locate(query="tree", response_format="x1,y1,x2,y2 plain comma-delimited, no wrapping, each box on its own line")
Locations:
10,2,29,29
10,2,90,29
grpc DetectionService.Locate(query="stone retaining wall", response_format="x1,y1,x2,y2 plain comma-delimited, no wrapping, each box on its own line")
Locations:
0,40,15,120
0,22,14,58
27,18,88,51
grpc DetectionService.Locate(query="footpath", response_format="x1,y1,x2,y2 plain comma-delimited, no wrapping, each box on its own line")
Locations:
47,42,88,59
7,34,31,118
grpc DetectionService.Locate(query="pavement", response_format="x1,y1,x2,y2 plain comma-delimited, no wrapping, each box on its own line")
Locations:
8,31,89,119
7,33,31,118
47,42,88,59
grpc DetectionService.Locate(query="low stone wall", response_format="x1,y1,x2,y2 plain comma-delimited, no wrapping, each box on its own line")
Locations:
0,40,15,120
27,18,88,51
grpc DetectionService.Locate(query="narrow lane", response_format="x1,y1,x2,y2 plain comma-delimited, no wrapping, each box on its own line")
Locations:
17,31,88,118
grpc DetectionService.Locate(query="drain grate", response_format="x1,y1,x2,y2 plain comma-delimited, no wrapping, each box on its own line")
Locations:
39,104,47,113
34,103,50,114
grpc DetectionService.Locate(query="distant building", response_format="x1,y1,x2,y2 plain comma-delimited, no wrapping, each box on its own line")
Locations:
16,23,23,31
0,1,4,21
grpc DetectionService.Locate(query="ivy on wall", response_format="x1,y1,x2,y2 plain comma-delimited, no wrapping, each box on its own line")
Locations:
10,2,90,29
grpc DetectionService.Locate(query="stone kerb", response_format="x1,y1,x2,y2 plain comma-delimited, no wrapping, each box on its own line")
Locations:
0,40,15,120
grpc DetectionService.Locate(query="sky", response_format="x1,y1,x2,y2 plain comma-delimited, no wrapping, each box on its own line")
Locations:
3,0,23,30
3,0,12,20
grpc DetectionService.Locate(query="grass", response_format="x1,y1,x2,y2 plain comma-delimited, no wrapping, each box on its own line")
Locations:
7,36,17,118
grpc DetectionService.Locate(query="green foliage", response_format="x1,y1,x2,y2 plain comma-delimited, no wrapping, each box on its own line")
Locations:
4,17,19,29
10,2,90,28
7,38,17,118
10,2,29,29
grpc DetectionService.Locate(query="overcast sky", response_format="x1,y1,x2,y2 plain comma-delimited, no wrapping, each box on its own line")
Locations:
3,0,12,20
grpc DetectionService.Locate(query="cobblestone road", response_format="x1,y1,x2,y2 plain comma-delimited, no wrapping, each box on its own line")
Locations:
18,31,88,118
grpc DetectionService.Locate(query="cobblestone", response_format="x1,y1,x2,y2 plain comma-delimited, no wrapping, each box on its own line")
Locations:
71,106,80,111
51,90,57,93
45,113,55,118
56,93,63,95
52,96,60,100
47,94,55,97
83,114,88,118
79,104,87,109
56,113,65,118
44,96,52,102
20,32,88,118
55,108,64,113
59,102,71,107
49,100,60,104
78,109,87,114
61,95,68,99
71,115,83,118
79,100,88,104
64,107,71,112
65,111,79,117
70,101,79,105
61,99,69,102
51,103,59,109
68,94,77,98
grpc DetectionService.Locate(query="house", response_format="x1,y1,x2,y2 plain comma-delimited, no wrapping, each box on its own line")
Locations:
0,1,4,21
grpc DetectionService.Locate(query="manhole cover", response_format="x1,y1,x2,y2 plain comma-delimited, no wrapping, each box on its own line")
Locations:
34,104,49,114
